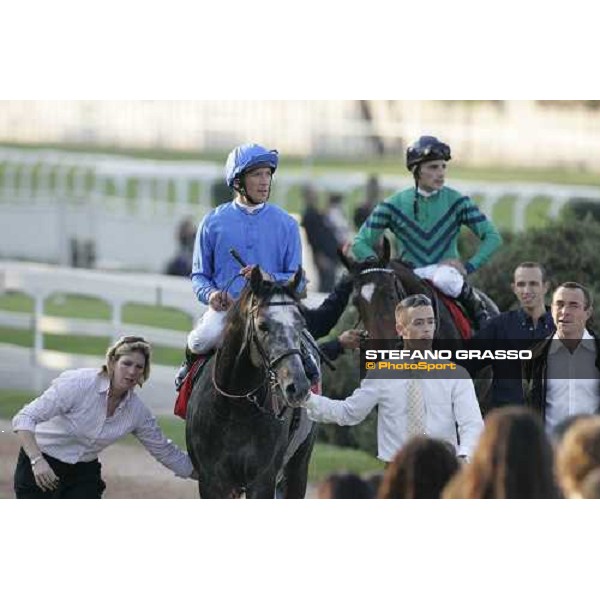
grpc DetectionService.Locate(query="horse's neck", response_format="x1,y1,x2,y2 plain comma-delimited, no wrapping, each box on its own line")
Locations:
216,318,264,396
390,261,429,295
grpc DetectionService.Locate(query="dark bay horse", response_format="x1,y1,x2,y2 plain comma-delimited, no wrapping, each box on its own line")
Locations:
341,240,487,342
341,242,497,412
185,266,318,499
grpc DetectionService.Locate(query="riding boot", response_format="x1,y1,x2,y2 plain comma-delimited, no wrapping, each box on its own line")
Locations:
175,346,198,391
458,281,490,329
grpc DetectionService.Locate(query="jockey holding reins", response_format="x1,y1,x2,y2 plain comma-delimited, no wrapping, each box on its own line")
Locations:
175,143,359,392
352,135,503,327
175,143,304,388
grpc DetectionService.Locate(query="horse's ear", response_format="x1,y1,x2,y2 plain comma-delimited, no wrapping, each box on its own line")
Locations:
250,266,263,294
381,236,391,265
338,243,353,272
288,266,304,294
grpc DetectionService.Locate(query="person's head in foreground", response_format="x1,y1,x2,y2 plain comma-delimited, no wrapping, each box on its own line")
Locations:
317,472,374,499
443,406,560,499
379,436,459,499
556,416,600,499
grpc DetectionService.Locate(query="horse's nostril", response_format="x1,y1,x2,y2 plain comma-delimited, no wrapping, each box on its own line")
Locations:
286,383,297,396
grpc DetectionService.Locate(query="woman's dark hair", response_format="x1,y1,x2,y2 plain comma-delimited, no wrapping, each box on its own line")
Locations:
379,437,459,499
444,407,560,499
317,472,373,499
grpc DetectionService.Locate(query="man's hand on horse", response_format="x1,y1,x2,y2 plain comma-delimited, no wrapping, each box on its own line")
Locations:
240,265,273,281
209,290,234,311
440,259,468,277
338,329,365,350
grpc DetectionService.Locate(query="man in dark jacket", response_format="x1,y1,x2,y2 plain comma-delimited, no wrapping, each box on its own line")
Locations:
301,185,339,293
304,274,363,361
523,281,600,433
465,262,554,410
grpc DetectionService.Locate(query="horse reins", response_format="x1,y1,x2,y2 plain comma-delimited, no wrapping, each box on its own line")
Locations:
212,295,305,420
353,266,441,336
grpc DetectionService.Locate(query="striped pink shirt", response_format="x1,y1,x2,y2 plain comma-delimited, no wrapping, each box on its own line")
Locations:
12,368,193,478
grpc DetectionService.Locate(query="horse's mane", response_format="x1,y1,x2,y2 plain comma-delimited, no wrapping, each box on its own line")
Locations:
352,255,431,297
388,258,431,296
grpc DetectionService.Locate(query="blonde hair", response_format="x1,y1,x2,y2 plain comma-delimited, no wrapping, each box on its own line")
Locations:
101,336,152,386
557,416,600,498
580,468,600,499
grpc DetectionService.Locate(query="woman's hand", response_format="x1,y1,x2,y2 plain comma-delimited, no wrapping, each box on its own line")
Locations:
32,458,60,492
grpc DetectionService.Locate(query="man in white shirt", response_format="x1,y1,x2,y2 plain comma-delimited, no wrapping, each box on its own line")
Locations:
304,294,484,462
523,282,600,434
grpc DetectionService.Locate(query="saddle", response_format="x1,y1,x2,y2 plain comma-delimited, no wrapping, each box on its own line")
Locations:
173,352,213,420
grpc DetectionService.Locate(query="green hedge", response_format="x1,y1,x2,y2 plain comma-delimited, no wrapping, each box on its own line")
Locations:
472,216,600,314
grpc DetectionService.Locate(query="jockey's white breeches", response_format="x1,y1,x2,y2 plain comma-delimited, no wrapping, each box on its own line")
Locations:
413,264,465,298
187,307,228,354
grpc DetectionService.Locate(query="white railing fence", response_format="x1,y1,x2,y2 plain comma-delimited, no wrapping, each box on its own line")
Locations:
0,262,327,405
2,147,600,273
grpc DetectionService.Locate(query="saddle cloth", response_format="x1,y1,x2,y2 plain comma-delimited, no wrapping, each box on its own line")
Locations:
173,354,210,420
437,293,472,340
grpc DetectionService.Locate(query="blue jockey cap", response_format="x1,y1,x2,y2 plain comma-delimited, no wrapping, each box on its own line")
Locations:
225,143,279,188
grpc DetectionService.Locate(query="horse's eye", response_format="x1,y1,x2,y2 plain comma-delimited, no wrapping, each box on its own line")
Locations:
258,322,269,333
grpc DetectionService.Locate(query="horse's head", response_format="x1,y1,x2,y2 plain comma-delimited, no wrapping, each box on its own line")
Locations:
339,238,403,340
239,266,310,408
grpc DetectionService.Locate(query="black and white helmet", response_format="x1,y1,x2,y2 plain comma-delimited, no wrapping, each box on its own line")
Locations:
406,136,451,172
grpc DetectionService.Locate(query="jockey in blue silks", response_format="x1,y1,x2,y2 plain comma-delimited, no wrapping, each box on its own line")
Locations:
175,143,305,388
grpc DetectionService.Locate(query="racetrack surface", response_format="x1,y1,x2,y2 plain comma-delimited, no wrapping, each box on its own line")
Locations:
0,420,198,498
0,420,317,499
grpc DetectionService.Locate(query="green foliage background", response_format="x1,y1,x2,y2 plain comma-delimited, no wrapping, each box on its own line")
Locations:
472,212,600,317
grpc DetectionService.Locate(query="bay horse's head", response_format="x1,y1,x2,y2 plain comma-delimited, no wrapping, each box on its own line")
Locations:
218,266,310,410
339,238,405,340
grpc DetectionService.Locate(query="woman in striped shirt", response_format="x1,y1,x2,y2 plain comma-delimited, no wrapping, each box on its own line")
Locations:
12,336,196,499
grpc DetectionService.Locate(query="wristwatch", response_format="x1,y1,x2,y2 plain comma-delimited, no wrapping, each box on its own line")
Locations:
30,455,43,467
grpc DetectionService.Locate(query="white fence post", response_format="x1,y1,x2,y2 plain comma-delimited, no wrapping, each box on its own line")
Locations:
111,300,123,341
33,293,45,365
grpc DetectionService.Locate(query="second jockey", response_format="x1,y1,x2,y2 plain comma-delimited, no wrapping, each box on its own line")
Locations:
352,135,502,327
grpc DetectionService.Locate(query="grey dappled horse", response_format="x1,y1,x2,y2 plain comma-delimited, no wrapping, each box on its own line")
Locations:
186,267,318,498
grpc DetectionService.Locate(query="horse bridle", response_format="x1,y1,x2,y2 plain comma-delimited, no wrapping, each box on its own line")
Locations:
353,267,404,330
354,266,441,335
212,294,305,420
359,267,404,295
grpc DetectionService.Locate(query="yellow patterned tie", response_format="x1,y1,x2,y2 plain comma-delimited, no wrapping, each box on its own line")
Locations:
405,374,426,439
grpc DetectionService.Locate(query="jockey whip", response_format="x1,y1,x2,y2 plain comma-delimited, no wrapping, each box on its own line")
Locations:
229,248,247,268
